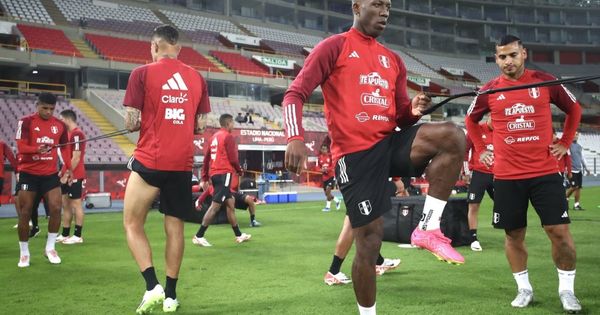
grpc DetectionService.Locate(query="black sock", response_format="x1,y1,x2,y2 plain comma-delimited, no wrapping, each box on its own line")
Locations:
62,226,71,237
74,225,82,237
232,225,242,237
250,214,256,222
376,254,385,266
196,225,208,238
470,229,478,242
165,276,178,299
329,255,344,274
141,267,159,291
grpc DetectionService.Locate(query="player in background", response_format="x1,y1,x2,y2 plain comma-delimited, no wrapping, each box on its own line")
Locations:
553,130,572,193
0,139,17,207
566,131,590,210
465,35,582,313
192,114,251,247
318,143,341,211
15,92,72,267
464,118,494,251
57,109,87,244
122,25,210,314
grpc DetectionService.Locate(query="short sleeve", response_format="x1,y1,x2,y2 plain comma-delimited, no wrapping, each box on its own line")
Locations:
123,66,146,110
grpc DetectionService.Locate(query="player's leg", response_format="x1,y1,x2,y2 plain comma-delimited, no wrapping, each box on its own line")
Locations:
325,215,354,285
352,217,383,312
43,185,63,264
466,171,491,251
323,184,333,211
394,123,465,264
192,201,221,247
58,188,72,242
226,198,250,243
16,188,35,267
63,182,85,244
163,215,183,312
245,195,261,227
29,192,42,237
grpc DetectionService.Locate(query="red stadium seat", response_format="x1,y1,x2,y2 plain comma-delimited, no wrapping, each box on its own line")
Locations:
210,50,270,77
17,24,82,57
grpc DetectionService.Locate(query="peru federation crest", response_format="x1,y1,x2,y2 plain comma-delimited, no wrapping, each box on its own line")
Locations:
528,87,540,99
378,55,390,69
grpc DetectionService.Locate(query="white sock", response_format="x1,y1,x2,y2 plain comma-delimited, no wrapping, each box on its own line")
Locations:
418,195,447,230
326,201,331,208
513,270,533,291
333,196,340,203
557,268,576,293
46,233,58,251
19,241,30,257
357,302,376,315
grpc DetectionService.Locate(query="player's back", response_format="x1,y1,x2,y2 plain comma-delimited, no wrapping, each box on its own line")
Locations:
208,129,237,176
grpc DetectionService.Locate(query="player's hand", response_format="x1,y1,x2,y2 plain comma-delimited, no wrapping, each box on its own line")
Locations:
462,173,471,184
567,173,572,179
479,150,494,168
38,144,52,154
549,143,568,160
285,139,307,175
411,93,431,116
200,181,209,191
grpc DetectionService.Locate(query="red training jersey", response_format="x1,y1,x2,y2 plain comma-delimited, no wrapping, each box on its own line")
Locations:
317,153,335,181
466,122,494,174
123,58,210,171
283,28,420,162
466,69,581,180
68,127,86,179
201,129,242,180
16,113,71,176
0,141,17,178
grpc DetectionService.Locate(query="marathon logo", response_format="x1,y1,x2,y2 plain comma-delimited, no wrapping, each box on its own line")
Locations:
164,108,186,124
505,103,535,116
359,72,389,89
355,112,370,122
361,90,389,108
507,117,535,131
162,92,189,104
36,136,54,144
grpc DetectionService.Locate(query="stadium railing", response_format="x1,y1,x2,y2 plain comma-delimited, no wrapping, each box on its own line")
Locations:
0,79,67,96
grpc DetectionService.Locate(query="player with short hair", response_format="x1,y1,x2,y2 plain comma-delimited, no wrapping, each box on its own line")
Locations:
15,92,73,267
192,114,251,247
122,24,210,314
56,109,87,244
465,35,582,313
566,131,590,210
283,1,466,313
318,143,341,212
464,118,494,251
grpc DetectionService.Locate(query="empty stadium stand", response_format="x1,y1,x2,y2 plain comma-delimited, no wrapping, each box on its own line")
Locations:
17,24,81,57
0,0,53,25
261,40,305,56
54,0,161,35
242,23,323,47
161,10,243,35
0,95,127,164
408,51,499,83
210,50,270,76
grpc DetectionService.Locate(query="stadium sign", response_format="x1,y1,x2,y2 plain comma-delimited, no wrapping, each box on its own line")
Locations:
221,32,261,47
253,55,296,70
407,75,430,87
442,67,465,76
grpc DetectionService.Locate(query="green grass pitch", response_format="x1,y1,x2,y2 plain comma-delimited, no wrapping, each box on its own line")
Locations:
1,187,599,314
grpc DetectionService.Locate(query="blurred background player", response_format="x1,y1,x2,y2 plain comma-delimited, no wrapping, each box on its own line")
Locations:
15,92,72,267
464,118,494,251
466,35,582,313
122,24,210,314
57,109,87,244
193,114,250,247
0,139,17,207
195,180,262,229
566,131,590,210
318,143,340,212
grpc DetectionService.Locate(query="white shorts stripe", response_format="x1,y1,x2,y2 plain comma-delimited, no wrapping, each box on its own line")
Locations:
338,157,349,184
16,120,23,139
225,173,231,187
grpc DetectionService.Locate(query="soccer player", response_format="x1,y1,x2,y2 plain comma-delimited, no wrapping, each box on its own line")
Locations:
566,131,590,210
0,139,17,207
465,35,582,313
15,92,72,267
283,1,466,313
318,143,341,211
194,182,261,228
464,118,494,251
57,109,86,244
122,25,209,314
192,114,251,247
324,215,401,285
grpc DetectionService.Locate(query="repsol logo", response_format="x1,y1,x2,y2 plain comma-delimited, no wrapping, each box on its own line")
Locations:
162,93,188,104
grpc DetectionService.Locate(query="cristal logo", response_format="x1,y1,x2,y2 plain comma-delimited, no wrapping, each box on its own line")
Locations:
165,108,185,122
36,136,54,144
359,72,389,89
355,112,370,122
162,93,188,104
505,103,535,116
507,116,535,131
361,89,389,108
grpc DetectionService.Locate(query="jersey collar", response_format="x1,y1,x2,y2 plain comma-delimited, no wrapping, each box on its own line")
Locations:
348,27,377,45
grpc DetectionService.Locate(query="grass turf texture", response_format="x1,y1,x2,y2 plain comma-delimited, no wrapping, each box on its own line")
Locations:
1,188,599,314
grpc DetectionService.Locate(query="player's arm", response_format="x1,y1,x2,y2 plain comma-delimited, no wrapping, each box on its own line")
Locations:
283,36,344,174
548,83,582,159
59,125,72,172
465,93,492,166
4,142,18,171
392,53,424,127
201,145,210,182
225,134,243,175
194,76,210,135
16,118,47,154
123,67,145,132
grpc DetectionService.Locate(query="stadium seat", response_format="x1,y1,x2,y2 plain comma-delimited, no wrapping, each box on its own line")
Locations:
17,24,82,57
210,50,270,77
0,0,54,25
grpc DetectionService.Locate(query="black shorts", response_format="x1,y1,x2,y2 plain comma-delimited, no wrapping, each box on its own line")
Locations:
570,172,583,189
211,173,233,204
128,158,193,220
493,173,570,230
18,172,61,195
61,179,84,199
336,125,426,228
233,192,249,210
467,171,494,203
323,177,336,191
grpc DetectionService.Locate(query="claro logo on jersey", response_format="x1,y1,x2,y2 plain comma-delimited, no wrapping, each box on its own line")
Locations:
162,92,189,104
507,116,535,131
359,72,389,89
505,103,535,116
164,108,185,124
360,89,389,108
